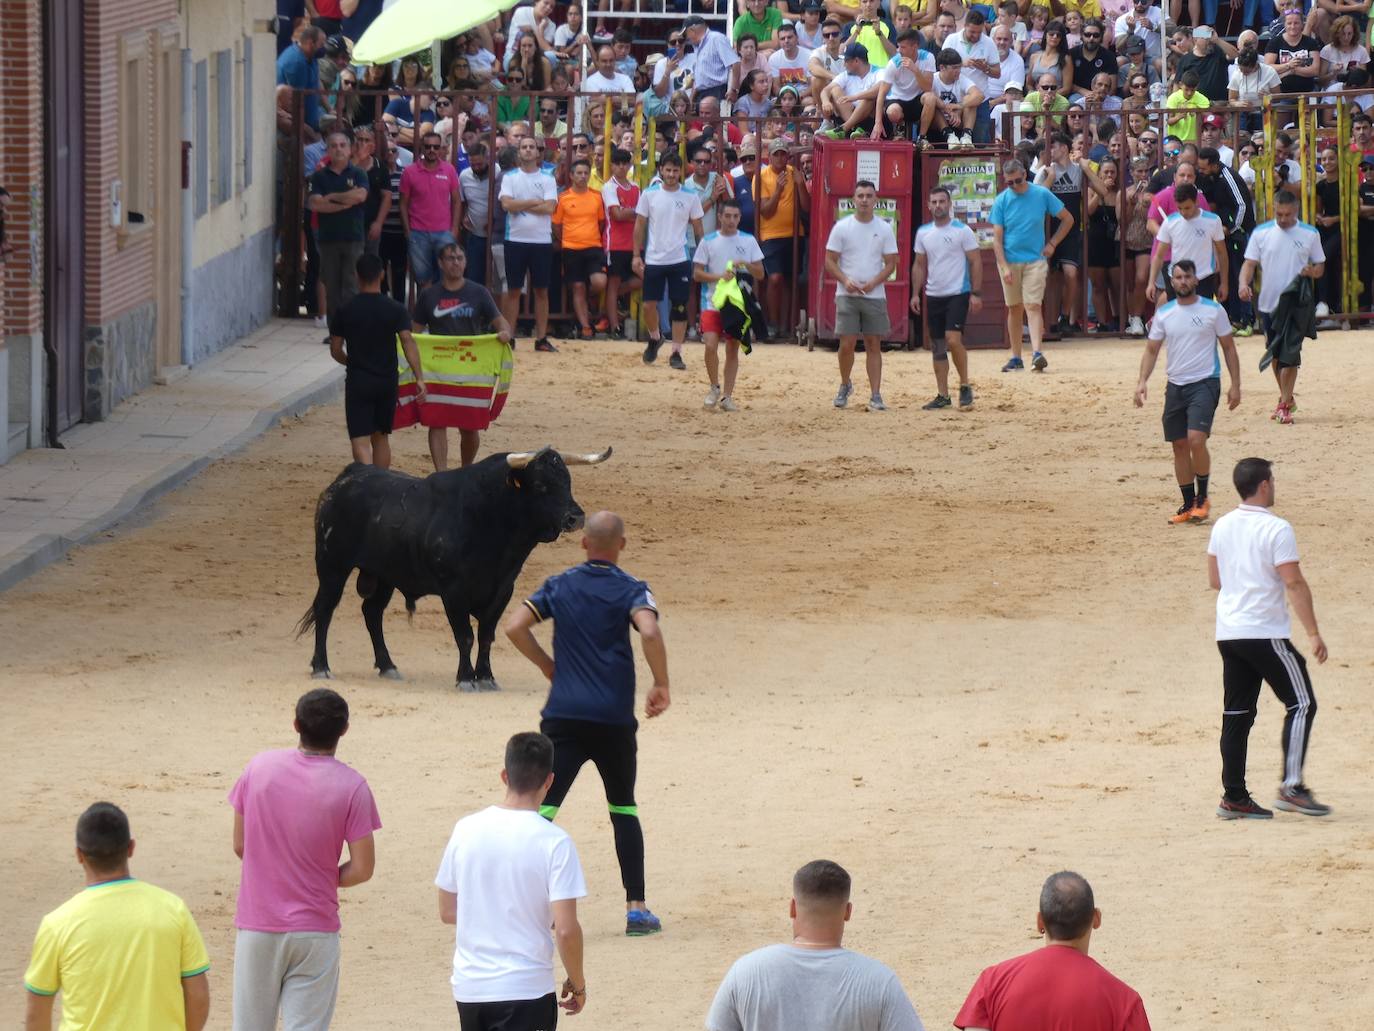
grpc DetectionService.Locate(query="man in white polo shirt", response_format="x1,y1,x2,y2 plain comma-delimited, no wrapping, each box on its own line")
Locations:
1147,183,1227,302
1207,457,1329,820
1238,190,1324,425
1135,260,1240,526
633,152,704,369
436,732,588,1026
824,179,898,412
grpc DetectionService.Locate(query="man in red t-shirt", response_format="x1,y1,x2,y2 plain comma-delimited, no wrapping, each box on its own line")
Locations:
954,871,1152,1031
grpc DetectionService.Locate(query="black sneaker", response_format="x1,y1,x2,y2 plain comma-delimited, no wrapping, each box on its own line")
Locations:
1216,795,1274,820
1274,785,1332,816
1054,315,1072,335
958,384,974,410
922,394,952,410
534,337,559,353
643,337,663,364
668,351,687,370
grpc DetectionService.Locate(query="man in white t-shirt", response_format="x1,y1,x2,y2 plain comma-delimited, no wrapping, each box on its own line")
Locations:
946,10,1000,144
819,44,881,138
706,860,925,1031
1207,457,1329,820
824,179,899,411
911,184,982,411
436,732,588,1025
985,24,1026,110
633,153,705,368
1113,0,1162,60
693,200,765,412
1134,261,1240,526
1238,191,1325,424
917,49,983,149
768,24,811,92
580,45,636,131
498,136,560,350
873,29,934,141
807,19,848,107
1147,184,1227,302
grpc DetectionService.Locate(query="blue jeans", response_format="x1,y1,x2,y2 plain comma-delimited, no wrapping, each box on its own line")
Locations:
407,229,455,287
973,101,993,146
463,233,488,286
1242,0,1274,28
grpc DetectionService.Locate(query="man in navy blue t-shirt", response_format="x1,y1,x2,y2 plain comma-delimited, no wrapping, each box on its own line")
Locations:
504,510,672,937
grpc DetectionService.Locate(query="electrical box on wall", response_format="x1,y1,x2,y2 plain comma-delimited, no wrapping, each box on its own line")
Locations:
110,179,123,228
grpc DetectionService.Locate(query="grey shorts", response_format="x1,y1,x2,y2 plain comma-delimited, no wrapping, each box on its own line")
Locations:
233,930,341,1031
835,294,890,337
1162,377,1221,441
318,240,364,315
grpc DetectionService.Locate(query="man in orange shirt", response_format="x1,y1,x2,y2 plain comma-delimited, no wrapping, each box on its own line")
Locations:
756,138,810,338
554,159,609,341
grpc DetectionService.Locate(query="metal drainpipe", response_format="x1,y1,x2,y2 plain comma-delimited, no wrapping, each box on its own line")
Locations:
181,48,195,366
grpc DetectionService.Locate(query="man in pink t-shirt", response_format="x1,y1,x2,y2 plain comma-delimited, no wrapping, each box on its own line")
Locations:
400,129,462,289
954,871,1152,1031
229,688,381,1031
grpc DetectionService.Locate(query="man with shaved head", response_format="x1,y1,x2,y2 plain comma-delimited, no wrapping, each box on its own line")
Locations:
505,511,672,937
954,871,1151,1030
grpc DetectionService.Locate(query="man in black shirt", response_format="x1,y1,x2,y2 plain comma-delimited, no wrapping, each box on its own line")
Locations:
308,132,369,326
1069,20,1118,96
1175,27,1235,111
328,252,426,469
413,243,513,470
1197,146,1256,332
1359,157,1374,310
353,128,391,258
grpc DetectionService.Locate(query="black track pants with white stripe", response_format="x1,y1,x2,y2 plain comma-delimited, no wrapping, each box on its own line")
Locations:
1218,638,1317,800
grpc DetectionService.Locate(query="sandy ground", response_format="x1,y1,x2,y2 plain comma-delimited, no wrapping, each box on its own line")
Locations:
3,331,1374,1030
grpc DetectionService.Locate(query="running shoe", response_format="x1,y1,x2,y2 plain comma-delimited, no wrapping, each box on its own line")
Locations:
1190,497,1211,522
1126,314,1146,336
849,128,868,139
957,132,974,148
1032,351,1048,372
1053,314,1072,336
922,394,953,410
643,337,663,364
1276,402,1294,425
1315,301,1331,318
626,909,663,936
818,127,845,139
868,393,888,412
668,351,687,370
703,385,721,409
579,327,594,340
833,382,854,408
719,395,739,412
314,314,328,330
535,337,559,353
1233,322,1254,337
1168,503,1196,526
1274,785,1332,816
958,384,974,410
1217,795,1274,820
1001,356,1024,372
594,316,610,333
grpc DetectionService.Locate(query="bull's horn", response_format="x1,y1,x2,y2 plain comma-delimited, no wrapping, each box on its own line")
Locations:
506,445,553,469
561,447,613,465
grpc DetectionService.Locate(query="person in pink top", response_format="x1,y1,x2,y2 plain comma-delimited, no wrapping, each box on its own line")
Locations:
229,688,381,1031
400,130,463,290
954,871,1151,1031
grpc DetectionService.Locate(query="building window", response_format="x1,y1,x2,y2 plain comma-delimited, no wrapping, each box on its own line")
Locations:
212,47,234,206
120,33,150,223
195,58,209,217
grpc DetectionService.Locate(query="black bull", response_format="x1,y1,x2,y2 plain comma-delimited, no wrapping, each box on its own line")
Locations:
296,446,611,689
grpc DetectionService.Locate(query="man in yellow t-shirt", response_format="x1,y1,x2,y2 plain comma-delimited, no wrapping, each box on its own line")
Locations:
1165,70,1210,143
756,137,811,336
25,802,211,1031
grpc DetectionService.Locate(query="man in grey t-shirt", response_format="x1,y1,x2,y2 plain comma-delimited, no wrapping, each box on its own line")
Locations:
705,860,924,1031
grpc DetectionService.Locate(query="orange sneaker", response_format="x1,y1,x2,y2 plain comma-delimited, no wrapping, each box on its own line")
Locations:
1168,503,1195,525
1190,497,1211,522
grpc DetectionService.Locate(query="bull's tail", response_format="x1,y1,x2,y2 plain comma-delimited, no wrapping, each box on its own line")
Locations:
295,604,318,639
405,595,417,623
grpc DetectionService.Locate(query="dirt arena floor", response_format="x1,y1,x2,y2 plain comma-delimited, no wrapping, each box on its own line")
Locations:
4,331,1373,1029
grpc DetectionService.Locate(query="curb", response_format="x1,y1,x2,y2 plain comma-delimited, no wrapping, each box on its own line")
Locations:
0,369,343,594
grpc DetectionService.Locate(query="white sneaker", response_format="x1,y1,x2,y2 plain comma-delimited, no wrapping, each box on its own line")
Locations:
1315,301,1331,318
719,395,739,412
703,385,721,409
958,133,973,149
314,314,328,330
1127,314,1146,336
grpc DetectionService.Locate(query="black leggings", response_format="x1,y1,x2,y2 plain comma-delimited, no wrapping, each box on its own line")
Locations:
1218,638,1317,800
540,718,644,901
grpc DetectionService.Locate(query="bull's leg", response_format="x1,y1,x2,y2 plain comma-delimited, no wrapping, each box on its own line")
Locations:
309,570,350,678
473,598,511,692
440,593,479,693
361,582,401,680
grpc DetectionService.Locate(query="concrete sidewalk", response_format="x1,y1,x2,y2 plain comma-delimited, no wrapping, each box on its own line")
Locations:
0,319,342,592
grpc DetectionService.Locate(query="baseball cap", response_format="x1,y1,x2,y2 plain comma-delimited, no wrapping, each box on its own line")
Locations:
1203,114,1224,128
324,34,350,57
1193,25,1214,37
682,14,707,29
644,52,665,67
803,0,825,8
771,136,793,153
1362,154,1374,167
1005,82,1025,93
1125,37,1146,52
844,42,868,60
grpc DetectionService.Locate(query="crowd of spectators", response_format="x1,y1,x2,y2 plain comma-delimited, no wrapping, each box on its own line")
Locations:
275,0,1374,343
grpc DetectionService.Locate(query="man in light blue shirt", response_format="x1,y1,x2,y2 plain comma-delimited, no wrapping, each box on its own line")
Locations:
989,158,1074,372
683,15,740,102
276,25,323,137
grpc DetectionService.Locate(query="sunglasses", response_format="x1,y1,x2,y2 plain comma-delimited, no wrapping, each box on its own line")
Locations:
823,30,840,37
573,143,589,149
1139,136,1157,143
1083,31,1101,38
422,143,442,151
1166,148,1181,157
509,76,525,82
1039,84,1055,90
1006,175,1026,185
1131,80,1147,87
436,98,452,106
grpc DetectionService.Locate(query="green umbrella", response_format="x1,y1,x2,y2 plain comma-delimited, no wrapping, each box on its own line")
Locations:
352,0,518,66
